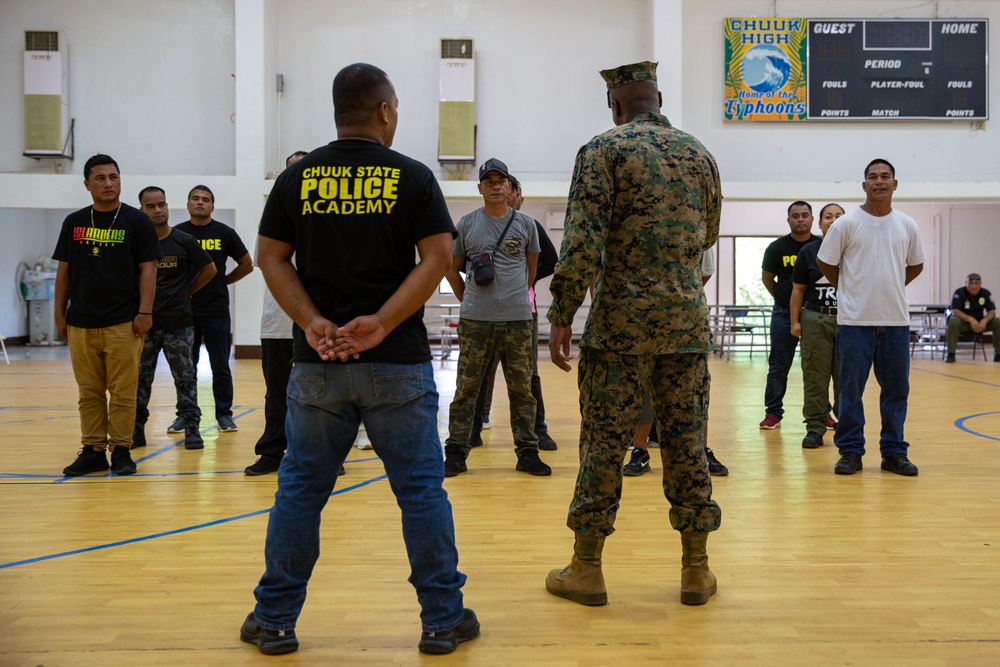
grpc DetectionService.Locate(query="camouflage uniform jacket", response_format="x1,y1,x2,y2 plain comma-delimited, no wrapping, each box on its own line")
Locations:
548,112,721,355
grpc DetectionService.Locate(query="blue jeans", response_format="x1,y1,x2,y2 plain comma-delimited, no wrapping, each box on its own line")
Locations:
253,361,466,633
191,314,233,419
764,306,798,419
835,326,911,457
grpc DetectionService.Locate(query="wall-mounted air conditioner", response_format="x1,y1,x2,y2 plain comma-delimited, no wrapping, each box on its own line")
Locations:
438,38,475,162
24,30,72,159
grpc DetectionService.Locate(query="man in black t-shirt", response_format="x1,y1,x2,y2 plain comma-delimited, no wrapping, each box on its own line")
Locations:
53,154,162,477
790,203,845,448
946,272,1000,362
174,186,253,433
133,187,217,451
242,63,476,657
759,201,821,430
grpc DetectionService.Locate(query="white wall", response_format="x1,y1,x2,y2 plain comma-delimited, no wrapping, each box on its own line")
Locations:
269,0,653,180
0,0,236,176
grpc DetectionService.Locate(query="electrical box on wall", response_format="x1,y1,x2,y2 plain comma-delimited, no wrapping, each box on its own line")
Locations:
24,30,72,158
438,38,475,162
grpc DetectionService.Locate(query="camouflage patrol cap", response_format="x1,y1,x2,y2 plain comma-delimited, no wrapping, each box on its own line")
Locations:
600,61,658,91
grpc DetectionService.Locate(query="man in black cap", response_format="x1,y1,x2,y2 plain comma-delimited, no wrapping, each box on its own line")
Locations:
442,158,549,477
466,175,560,452
946,273,999,362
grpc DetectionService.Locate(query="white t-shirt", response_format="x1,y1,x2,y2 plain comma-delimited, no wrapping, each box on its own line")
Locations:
260,285,293,339
701,247,716,278
816,206,925,326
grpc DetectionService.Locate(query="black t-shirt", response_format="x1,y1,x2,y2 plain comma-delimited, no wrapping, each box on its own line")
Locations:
951,286,996,320
151,228,214,331
52,203,162,328
762,233,821,308
792,239,837,309
174,219,249,317
535,220,558,283
258,139,457,364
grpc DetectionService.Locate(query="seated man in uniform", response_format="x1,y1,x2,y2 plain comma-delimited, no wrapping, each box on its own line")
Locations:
946,272,1000,362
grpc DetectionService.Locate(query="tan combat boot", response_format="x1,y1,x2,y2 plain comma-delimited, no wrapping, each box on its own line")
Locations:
545,534,608,606
680,532,717,605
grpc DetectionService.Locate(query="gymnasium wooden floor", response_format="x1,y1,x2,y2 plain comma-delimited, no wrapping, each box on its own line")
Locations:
1,347,997,666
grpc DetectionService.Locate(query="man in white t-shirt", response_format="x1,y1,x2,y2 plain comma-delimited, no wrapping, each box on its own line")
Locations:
817,159,925,477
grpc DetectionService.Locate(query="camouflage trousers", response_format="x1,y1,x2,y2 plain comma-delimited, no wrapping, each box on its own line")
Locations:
800,309,839,434
445,318,538,458
135,326,200,428
569,347,721,537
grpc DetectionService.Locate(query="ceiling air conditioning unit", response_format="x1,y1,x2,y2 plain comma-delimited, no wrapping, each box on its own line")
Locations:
438,38,475,163
24,30,73,159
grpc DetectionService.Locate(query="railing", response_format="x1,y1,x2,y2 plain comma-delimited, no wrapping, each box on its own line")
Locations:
711,304,772,360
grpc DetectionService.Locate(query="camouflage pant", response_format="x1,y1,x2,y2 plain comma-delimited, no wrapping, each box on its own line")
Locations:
135,326,200,428
800,309,839,434
445,318,538,458
569,348,721,537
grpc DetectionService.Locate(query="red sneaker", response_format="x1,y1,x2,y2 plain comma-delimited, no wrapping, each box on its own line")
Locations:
759,415,781,430
824,416,837,430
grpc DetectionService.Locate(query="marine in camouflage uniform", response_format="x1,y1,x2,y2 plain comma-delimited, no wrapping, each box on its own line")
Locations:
545,61,723,607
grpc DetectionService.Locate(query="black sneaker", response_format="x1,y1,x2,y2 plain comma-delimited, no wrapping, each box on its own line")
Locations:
418,608,480,655
338,464,346,476
444,454,467,477
834,452,863,475
538,431,558,451
110,446,137,475
63,446,110,476
184,425,204,450
801,432,824,449
240,612,298,655
131,424,146,449
994,353,999,363
467,431,483,448
245,455,281,476
516,451,552,476
623,448,651,476
881,453,918,476
218,416,238,432
945,353,956,363
706,447,729,476
166,417,185,434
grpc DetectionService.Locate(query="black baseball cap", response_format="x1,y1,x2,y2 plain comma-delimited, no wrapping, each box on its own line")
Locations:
479,158,510,182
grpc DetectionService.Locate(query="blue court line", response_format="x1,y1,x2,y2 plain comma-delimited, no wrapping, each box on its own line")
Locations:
954,411,1000,443
912,367,1000,389
0,473,388,570
46,409,258,484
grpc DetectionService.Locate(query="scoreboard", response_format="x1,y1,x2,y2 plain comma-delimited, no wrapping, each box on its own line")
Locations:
807,19,988,120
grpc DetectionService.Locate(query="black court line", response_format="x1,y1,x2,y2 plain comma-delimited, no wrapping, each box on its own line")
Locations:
0,473,389,570
912,366,1000,389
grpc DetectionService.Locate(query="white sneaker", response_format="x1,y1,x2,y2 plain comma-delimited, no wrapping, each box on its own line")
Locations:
482,419,492,430
354,431,372,450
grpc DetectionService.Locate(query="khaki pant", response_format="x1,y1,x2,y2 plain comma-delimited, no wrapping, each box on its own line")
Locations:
67,322,143,451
